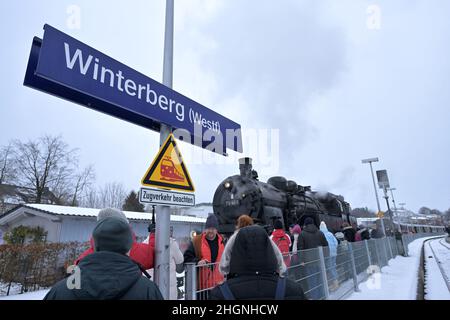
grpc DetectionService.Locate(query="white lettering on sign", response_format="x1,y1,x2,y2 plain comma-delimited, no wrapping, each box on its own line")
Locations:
62,42,223,132
139,188,195,207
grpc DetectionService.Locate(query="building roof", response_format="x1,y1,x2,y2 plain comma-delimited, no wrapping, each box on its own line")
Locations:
0,204,206,224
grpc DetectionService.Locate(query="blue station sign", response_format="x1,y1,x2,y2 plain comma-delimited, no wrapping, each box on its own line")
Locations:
24,24,242,154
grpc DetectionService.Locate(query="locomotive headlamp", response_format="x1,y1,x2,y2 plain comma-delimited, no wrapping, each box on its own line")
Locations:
224,181,232,189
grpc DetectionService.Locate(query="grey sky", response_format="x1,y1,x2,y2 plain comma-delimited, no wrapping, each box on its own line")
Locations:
1,0,449,213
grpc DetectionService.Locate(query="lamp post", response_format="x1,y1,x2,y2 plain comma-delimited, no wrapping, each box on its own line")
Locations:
361,157,386,236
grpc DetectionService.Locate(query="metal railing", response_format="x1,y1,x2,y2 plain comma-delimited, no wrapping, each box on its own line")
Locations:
182,233,442,300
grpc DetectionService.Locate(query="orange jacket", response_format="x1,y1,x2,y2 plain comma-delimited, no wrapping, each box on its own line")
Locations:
192,233,225,290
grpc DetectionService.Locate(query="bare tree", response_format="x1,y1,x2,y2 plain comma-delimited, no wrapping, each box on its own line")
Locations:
81,186,101,209
69,165,95,206
0,144,16,184
12,135,77,203
97,182,127,209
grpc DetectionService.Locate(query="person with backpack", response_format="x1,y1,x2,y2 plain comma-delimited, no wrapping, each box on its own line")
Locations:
220,215,286,277
270,219,292,268
210,225,306,300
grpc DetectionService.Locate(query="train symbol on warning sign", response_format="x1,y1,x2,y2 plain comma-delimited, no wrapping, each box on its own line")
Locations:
160,157,185,182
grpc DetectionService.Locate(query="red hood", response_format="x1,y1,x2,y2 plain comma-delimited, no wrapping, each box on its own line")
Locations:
272,229,288,239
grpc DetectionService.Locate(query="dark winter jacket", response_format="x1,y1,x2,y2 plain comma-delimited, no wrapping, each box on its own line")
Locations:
298,224,328,250
342,226,356,242
209,225,305,300
357,228,371,241
44,251,163,300
371,228,383,239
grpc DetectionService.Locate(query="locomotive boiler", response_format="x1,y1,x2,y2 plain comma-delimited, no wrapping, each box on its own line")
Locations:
213,158,355,236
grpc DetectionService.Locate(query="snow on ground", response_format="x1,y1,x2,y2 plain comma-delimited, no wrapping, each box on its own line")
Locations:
0,282,22,296
0,289,49,300
424,238,450,300
0,282,49,300
347,236,438,300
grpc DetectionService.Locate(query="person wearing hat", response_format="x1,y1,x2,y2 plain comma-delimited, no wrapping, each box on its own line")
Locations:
297,217,328,299
210,225,306,300
298,217,328,250
74,208,155,271
220,215,287,277
44,217,163,300
184,214,225,299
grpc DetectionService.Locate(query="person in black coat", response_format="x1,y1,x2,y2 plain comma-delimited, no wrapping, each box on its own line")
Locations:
342,222,356,242
298,218,328,250
209,225,306,300
44,217,163,300
357,226,371,241
297,217,328,300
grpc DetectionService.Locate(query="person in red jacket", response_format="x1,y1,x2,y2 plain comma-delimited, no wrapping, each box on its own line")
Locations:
270,219,292,267
74,208,154,271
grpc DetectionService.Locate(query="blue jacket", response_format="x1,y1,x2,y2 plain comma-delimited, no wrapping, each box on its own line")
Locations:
320,224,338,257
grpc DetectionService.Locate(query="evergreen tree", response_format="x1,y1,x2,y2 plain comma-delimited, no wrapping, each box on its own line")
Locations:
122,190,144,212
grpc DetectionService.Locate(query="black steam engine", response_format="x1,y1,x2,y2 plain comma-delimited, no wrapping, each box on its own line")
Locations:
213,158,355,236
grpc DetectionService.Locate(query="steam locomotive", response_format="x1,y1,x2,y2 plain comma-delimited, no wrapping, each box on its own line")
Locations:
213,158,355,236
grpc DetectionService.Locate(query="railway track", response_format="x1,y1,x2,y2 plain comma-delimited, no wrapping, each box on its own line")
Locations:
417,236,450,299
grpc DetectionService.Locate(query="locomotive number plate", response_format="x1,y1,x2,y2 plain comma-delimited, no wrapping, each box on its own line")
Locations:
225,199,241,207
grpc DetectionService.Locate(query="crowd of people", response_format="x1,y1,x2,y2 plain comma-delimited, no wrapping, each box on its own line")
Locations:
43,208,383,300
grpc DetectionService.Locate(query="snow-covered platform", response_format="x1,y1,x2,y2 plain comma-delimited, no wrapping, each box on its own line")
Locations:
347,236,449,300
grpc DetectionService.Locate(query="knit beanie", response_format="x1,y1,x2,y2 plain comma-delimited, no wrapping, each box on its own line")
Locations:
93,217,133,254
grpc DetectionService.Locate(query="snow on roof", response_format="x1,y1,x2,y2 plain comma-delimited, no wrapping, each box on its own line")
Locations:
24,204,206,224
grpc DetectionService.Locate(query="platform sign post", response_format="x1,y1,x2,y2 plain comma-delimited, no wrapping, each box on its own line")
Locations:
154,0,175,300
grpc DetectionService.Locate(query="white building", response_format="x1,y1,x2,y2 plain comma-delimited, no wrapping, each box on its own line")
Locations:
0,204,206,248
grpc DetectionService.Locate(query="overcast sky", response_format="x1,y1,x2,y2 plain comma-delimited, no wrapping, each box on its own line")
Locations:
1,0,449,213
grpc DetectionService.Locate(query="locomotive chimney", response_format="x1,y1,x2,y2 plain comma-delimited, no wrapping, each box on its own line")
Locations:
239,157,253,178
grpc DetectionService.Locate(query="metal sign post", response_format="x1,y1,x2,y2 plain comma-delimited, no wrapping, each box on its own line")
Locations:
361,158,386,237
154,0,174,299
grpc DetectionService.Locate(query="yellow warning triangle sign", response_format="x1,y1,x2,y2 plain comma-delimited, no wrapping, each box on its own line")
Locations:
141,134,195,192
